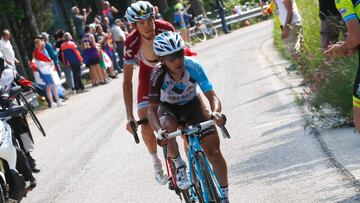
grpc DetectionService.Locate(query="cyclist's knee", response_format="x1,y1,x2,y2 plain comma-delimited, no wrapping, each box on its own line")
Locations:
159,116,178,132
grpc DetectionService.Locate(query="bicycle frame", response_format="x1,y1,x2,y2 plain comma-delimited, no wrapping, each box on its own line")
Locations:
187,133,225,202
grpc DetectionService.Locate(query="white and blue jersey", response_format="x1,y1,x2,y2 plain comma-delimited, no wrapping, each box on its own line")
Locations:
149,57,213,105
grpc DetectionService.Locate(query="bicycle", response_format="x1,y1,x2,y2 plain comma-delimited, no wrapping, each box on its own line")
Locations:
129,118,191,202
158,117,230,203
191,15,219,42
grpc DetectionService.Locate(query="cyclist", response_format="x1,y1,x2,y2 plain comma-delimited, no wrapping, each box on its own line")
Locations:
123,1,175,185
147,31,229,202
324,0,360,131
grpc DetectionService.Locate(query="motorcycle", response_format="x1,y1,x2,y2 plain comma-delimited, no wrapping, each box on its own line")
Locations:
0,87,35,202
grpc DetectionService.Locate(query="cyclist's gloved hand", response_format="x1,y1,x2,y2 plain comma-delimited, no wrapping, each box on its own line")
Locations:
211,112,226,126
156,128,168,147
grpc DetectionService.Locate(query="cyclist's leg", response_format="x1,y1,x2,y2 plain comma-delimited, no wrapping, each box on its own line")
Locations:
200,132,228,187
185,97,228,187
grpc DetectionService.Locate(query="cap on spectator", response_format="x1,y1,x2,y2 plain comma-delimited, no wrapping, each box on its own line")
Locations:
34,34,44,40
89,23,96,30
71,6,78,13
64,32,72,41
114,18,121,24
40,32,49,40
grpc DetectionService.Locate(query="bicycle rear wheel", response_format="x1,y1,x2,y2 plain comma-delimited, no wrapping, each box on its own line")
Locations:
193,151,221,203
203,19,218,38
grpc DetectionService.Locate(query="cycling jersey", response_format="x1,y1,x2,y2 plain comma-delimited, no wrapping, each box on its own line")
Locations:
124,19,175,109
149,57,213,105
336,0,360,106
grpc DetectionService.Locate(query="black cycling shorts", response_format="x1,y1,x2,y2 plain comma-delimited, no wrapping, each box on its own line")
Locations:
353,47,360,107
158,97,216,138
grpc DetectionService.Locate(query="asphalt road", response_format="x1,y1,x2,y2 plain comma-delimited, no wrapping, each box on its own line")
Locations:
25,20,359,202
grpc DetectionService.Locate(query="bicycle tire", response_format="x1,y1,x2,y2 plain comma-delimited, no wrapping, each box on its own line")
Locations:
181,189,192,203
194,151,221,203
191,158,205,203
19,93,46,137
193,27,206,42
203,19,218,38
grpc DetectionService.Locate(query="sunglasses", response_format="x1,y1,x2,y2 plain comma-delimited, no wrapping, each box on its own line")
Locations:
162,49,184,62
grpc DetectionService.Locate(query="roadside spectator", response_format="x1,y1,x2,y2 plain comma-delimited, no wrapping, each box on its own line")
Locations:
111,19,126,72
102,1,118,26
41,32,62,78
55,30,75,92
154,6,163,20
0,30,19,67
319,0,342,49
61,33,85,93
173,0,192,46
71,6,92,39
95,24,116,79
274,0,302,59
33,38,65,108
28,60,66,107
81,25,106,86
101,16,120,72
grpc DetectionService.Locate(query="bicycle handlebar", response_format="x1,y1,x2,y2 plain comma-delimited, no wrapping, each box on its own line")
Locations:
159,119,231,140
130,118,148,144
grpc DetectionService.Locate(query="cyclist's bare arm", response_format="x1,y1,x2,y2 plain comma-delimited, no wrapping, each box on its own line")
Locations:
204,90,225,126
148,102,162,132
123,63,136,133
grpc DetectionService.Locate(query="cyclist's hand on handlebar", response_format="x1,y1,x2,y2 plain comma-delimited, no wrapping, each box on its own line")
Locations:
211,112,226,126
126,119,137,135
156,128,168,147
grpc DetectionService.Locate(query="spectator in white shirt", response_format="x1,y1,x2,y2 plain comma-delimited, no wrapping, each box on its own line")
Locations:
0,30,18,66
111,19,126,72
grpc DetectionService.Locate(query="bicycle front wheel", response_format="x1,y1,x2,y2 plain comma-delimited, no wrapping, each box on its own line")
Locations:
193,27,206,42
193,151,221,203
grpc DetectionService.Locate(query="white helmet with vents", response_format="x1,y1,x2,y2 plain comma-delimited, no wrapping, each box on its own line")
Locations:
153,31,185,57
125,1,154,23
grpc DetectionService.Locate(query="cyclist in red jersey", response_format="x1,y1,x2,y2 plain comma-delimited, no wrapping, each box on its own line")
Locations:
123,1,175,184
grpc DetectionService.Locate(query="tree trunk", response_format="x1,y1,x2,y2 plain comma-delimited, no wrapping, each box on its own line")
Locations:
157,0,169,13
189,0,205,16
23,0,39,37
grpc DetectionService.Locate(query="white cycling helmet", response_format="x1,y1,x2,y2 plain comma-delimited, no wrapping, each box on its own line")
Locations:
125,1,154,23
153,31,185,57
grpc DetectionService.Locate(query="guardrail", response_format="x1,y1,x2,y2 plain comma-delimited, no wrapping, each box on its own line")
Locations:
190,7,263,35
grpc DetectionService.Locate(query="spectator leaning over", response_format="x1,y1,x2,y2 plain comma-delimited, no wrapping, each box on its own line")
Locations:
61,33,85,93
41,32,62,78
111,18,126,73
55,30,75,92
0,29,19,67
102,1,118,26
33,38,65,108
274,0,302,60
173,0,192,46
324,0,360,132
81,25,106,86
71,6,92,39
319,0,342,49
